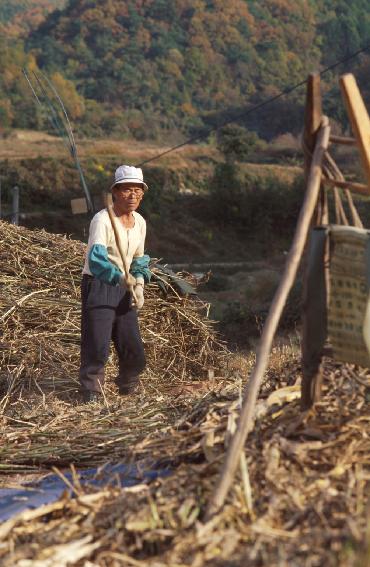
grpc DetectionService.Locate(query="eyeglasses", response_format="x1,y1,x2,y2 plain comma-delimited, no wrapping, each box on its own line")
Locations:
118,187,144,196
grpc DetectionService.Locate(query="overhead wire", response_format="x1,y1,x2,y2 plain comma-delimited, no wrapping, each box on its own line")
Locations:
135,42,370,168
23,69,72,155
38,70,94,212
25,69,75,151
39,71,78,154
23,68,95,213
22,39,370,211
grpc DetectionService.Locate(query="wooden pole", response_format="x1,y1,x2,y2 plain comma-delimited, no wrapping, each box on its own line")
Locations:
322,177,370,197
300,75,325,409
340,74,370,191
104,192,138,303
303,73,322,182
329,134,357,146
333,186,349,225
323,152,363,228
319,183,329,225
322,155,349,226
206,118,331,519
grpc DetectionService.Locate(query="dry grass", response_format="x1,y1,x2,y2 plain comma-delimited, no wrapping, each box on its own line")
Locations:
0,129,301,182
0,222,369,566
239,162,301,184
0,352,369,566
0,130,218,169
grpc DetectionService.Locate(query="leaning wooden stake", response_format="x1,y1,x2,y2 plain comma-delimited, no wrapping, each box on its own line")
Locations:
303,73,322,182
324,152,363,228
300,75,326,410
104,192,138,304
340,74,370,193
206,117,331,519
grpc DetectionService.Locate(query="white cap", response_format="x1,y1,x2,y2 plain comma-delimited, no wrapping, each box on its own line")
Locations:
110,165,148,191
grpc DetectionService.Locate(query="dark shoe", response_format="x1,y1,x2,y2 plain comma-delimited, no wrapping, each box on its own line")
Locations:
118,380,139,395
82,390,101,404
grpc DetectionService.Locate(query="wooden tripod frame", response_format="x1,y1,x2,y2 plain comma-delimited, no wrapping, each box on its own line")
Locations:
206,72,370,519
301,73,370,409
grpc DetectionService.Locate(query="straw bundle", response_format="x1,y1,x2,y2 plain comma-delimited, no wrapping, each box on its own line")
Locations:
0,220,225,398
0,353,369,566
0,221,369,565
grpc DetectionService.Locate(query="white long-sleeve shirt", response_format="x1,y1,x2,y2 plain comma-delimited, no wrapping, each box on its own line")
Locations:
82,209,147,285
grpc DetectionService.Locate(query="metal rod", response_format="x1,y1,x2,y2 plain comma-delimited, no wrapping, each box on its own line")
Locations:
11,186,19,226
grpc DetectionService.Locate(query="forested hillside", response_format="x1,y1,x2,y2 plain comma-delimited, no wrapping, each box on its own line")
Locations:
2,0,370,139
0,1,64,37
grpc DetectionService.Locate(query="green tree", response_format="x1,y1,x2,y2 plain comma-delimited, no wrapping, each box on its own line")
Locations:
217,125,261,163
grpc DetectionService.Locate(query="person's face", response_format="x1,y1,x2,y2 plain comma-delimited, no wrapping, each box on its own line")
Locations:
112,183,144,212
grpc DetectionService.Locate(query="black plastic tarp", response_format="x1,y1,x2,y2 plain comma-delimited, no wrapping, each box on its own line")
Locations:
0,462,170,522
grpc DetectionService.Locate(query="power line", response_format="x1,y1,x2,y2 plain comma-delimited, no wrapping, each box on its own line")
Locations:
136,42,370,168
23,69,95,213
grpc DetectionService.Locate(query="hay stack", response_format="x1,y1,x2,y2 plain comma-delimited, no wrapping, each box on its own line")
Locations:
0,220,225,398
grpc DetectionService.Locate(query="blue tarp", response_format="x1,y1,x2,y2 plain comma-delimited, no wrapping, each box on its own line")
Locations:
0,463,170,522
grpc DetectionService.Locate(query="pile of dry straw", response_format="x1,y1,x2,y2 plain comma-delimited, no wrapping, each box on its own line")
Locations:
0,220,225,400
0,221,369,566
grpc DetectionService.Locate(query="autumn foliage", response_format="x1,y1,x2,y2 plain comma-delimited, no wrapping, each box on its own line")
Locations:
2,1,370,138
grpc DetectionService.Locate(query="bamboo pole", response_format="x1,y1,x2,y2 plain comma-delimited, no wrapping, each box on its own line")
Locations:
333,186,349,225
322,155,349,226
206,118,331,519
299,75,327,409
303,73,323,183
329,135,357,146
323,152,363,228
321,185,329,225
322,177,370,197
340,74,370,191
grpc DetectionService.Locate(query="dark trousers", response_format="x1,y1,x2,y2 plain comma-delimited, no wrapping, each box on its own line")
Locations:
80,275,146,393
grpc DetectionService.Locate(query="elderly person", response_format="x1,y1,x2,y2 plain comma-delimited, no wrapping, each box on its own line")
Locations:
80,165,151,403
